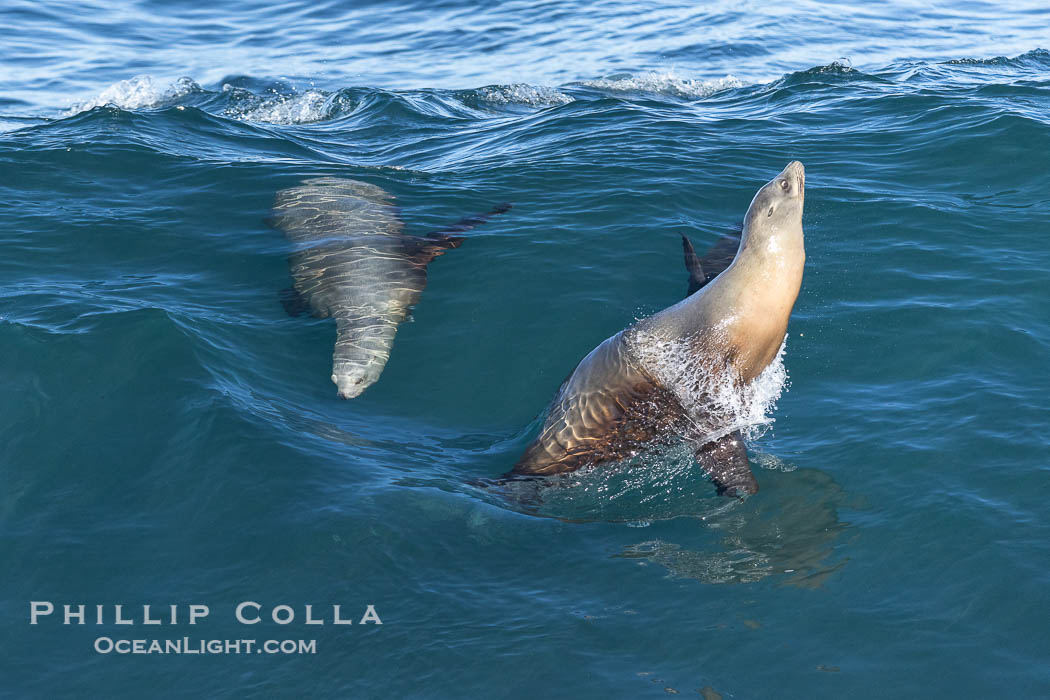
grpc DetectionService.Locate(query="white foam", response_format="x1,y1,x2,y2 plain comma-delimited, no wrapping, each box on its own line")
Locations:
580,70,743,98
223,85,335,124
472,84,574,107
66,75,200,115
629,331,789,444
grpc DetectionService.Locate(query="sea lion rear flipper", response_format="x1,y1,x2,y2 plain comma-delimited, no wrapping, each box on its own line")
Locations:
695,430,758,497
682,234,707,296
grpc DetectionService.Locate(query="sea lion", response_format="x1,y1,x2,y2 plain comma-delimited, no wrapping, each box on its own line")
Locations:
511,161,805,495
270,177,509,398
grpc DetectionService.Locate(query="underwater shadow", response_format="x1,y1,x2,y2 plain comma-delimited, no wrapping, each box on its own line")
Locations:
482,450,856,588
616,467,854,588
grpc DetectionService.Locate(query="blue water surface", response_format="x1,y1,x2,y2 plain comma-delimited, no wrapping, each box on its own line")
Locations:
2,1,1049,697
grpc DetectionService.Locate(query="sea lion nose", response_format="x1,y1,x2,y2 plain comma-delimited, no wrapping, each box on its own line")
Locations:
783,160,805,192
333,374,357,399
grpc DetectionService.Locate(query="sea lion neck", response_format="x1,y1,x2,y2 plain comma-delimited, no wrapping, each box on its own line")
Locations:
731,212,805,277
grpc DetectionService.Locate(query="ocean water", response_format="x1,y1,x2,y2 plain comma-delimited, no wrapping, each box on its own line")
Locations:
2,0,1049,697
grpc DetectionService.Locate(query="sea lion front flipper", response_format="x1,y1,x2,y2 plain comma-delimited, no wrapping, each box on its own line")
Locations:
700,229,743,280
279,286,312,317
409,201,511,262
682,234,707,296
681,227,745,297
427,202,512,239
405,234,464,266
695,430,758,497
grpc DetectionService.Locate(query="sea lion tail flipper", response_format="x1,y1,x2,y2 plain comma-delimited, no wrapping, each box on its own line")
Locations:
695,430,758,497
427,202,513,239
682,234,707,296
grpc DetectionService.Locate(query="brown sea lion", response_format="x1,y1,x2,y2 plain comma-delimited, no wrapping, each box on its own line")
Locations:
270,178,509,398
511,161,806,495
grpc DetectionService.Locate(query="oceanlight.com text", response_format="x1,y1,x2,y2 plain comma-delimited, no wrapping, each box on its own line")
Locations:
93,637,317,655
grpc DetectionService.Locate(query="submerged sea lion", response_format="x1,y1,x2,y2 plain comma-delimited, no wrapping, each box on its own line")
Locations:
511,162,806,495
271,178,508,398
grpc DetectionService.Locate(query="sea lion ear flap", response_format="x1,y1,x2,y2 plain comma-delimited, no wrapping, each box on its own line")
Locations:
682,234,707,296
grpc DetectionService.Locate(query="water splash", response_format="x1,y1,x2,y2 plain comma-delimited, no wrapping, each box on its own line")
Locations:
495,442,729,523
629,331,789,444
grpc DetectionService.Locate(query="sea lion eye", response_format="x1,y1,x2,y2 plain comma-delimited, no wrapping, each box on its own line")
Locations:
778,178,789,191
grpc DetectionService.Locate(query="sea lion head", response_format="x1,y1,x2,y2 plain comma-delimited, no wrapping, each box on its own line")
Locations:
332,362,383,399
742,160,805,236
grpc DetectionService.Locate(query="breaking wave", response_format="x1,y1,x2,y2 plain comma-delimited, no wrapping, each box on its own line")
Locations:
61,70,743,126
